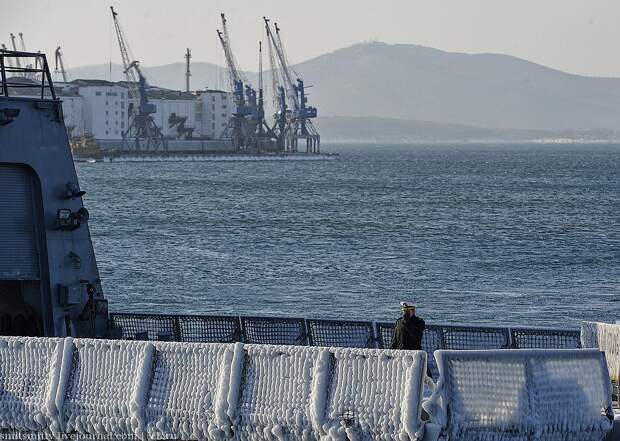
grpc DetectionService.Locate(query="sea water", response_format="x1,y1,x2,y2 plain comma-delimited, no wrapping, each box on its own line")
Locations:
76,143,620,327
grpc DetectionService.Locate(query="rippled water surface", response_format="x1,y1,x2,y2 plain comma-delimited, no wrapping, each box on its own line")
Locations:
76,143,620,327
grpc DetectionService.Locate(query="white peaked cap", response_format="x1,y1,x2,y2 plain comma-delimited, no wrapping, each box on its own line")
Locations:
400,301,415,309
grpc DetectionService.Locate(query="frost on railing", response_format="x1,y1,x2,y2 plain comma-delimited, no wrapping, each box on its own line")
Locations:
0,337,64,433
59,338,154,437
582,322,620,383
582,321,620,405
0,337,428,440
324,348,426,440
144,341,231,439
235,345,323,439
424,349,614,441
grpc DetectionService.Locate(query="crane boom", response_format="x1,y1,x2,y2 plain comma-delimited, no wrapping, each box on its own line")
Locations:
54,46,68,82
9,34,21,68
110,7,139,87
217,13,246,88
18,33,26,51
263,18,298,109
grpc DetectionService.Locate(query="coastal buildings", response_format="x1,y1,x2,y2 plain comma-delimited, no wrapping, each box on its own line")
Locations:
10,77,233,143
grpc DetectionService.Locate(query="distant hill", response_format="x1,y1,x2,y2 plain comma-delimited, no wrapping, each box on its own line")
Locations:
68,42,620,133
66,62,231,91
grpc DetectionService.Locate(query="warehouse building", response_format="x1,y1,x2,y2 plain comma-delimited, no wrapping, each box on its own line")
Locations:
9,77,234,143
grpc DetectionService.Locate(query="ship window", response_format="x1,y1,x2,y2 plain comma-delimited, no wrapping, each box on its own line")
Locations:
105,111,108,116
121,92,125,98
212,114,215,120
121,121,125,129
105,101,108,106
212,96,215,102
105,130,108,135
95,92,101,96
121,102,125,109
221,113,226,118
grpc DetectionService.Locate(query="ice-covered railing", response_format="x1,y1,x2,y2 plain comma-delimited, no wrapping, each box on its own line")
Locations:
423,349,614,441
582,321,620,404
0,336,427,440
110,313,582,380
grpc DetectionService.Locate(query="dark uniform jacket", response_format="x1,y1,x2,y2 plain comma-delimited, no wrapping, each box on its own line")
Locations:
390,315,425,350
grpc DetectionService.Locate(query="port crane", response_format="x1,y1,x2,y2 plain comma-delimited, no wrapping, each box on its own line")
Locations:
217,14,276,151
264,18,320,153
256,41,279,149
110,6,166,152
54,46,68,82
217,13,256,150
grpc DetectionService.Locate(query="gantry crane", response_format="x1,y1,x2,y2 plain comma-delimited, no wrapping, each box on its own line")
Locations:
217,13,256,150
54,46,68,82
256,41,279,149
264,18,320,153
217,14,277,151
264,19,288,150
110,6,166,152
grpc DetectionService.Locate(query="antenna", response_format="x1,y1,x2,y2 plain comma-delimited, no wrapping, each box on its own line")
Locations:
185,48,191,92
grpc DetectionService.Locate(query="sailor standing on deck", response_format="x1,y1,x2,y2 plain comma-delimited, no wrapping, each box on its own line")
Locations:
390,301,425,351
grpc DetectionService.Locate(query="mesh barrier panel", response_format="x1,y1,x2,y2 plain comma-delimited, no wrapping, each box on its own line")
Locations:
178,315,241,343
110,313,179,341
441,325,511,350
510,328,581,349
375,322,395,349
434,349,613,440
110,312,581,359
307,319,375,348
241,316,307,345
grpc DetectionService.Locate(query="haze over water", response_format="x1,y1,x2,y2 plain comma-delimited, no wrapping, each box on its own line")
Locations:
77,143,620,328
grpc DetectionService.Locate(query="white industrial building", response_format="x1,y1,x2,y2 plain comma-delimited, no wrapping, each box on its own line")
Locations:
72,80,129,140
195,89,234,139
8,76,234,143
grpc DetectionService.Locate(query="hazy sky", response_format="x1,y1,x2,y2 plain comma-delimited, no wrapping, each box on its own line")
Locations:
3,0,620,77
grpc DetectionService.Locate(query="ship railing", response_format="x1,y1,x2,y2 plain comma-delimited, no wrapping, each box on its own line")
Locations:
0,50,56,99
109,312,583,380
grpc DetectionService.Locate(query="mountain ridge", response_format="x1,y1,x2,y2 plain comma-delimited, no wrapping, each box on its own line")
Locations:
65,41,620,132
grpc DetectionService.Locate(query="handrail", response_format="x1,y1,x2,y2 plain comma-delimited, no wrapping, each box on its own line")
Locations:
0,50,56,100
109,311,581,348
